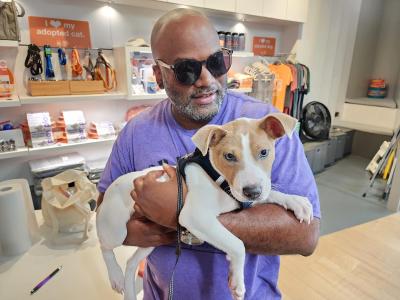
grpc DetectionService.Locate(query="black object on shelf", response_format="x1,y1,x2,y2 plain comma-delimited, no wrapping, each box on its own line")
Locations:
301,101,331,141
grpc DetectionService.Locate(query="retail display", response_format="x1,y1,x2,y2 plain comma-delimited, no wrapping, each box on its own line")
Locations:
0,0,25,41
0,60,14,98
41,169,97,244
24,44,43,76
88,121,116,139
23,112,54,148
94,50,116,91
367,79,387,98
43,44,55,79
217,31,245,51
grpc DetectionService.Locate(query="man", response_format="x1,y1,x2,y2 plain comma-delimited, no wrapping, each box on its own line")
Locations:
98,8,320,300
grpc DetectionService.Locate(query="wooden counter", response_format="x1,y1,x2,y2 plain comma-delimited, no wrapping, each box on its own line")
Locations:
279,213,400,299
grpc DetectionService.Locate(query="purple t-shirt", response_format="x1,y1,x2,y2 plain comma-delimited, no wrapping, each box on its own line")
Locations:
99,91,320,300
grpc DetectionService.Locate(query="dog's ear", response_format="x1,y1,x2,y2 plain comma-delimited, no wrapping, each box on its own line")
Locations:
260,113,298,139
192,125,227,156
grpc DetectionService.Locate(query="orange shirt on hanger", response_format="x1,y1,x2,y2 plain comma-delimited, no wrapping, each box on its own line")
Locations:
269,64,292,112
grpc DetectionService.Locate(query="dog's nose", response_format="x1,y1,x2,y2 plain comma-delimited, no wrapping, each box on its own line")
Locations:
242,185,262,200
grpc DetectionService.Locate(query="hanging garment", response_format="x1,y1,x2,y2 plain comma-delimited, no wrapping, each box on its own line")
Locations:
268,63,292,112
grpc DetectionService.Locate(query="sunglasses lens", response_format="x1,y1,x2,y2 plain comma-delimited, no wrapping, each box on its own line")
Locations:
207,50,232,78
174,60,202,85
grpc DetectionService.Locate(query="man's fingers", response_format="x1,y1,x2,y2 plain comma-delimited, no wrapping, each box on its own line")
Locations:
162,163,176,178
133,203,145,216
133,176,144,190
144,170,166,182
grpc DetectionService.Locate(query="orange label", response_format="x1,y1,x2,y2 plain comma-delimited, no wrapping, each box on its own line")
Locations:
252,37,276,56
28,16,92,48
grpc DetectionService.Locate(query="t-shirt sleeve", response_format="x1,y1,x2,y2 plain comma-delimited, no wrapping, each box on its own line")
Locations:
271,132,321,219
97,125,136,193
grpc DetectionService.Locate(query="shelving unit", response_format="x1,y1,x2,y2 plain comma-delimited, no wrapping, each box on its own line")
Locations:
19,92,126,105
232,51,254,58
0,40,19,48
0,98,21,107
0,137,117,160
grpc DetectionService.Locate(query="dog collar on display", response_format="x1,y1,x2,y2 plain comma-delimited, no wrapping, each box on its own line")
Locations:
83,53,95,80
57,48,67,65
24,44,43,76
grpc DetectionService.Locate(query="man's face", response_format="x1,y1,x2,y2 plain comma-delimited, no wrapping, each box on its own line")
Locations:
153,16,227,124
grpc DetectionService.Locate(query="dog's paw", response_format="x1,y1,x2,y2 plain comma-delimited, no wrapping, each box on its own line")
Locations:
286,195,313,224
108,267,125,294
228,270,245,300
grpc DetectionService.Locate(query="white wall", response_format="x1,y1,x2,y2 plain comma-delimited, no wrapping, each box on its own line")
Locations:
294,0,362,117
371,0,400,103
346,0,383,100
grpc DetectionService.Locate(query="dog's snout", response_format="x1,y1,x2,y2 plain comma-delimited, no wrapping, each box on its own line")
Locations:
242,185,262,200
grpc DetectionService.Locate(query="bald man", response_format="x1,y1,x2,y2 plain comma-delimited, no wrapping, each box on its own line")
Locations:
98,8,320,300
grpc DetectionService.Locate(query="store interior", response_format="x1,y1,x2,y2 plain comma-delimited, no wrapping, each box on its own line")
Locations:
0,0,399,299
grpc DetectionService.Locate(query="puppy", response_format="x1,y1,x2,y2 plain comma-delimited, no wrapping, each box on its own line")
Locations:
96,113,313,300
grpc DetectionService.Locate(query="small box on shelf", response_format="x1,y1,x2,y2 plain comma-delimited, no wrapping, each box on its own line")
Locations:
27,80,70,96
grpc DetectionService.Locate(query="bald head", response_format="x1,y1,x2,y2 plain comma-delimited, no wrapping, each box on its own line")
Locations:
151,8,219,60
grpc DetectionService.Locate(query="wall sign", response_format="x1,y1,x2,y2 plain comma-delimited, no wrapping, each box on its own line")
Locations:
252,37,276,56
28,16,92,48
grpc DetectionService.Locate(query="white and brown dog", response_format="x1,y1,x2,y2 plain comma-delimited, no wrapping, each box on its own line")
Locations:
96,112,313,300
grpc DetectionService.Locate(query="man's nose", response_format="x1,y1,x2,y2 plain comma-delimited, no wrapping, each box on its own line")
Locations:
193,65,214,88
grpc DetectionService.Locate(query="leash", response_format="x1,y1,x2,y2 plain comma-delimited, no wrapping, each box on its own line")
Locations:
71,48,83,77
94,50,116,90
58,48,67,80
83,52,95,80
43,45,55,79
167,162,185,300
24,44,43,76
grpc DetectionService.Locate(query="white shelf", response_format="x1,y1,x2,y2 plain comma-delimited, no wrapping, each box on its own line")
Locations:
127,92,167,101
0,147,29,160
0,97,20,107
333,120,394,136
28,137,117,155
19,92,126,104
232,51,254,58
127,46,152,54
0,138,116,160
232,87,252,93
0,40,19,48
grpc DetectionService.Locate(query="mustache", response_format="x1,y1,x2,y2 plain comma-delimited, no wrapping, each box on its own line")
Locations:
191,86,220,98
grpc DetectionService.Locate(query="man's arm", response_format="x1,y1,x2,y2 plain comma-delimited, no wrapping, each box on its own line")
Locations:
131,164,319,256
219,204,319,256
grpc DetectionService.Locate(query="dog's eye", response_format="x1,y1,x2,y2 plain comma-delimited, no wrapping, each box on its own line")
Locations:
259,149,269,159
224,153,237,162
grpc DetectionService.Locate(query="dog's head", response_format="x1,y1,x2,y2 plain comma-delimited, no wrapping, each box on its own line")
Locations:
192,113,297,203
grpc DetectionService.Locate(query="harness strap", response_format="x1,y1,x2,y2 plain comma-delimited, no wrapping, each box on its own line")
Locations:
57,48,67,66
24,44,43,76
83,53,95,80
167,163,185,300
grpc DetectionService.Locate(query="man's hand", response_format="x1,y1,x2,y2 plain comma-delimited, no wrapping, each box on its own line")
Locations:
124,210,176,247
131,164,187,229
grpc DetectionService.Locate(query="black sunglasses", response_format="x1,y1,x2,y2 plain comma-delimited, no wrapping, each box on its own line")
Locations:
156,48,232,86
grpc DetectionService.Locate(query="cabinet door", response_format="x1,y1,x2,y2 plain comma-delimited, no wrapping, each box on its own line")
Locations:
263,0,287,20
204,0,235,12
169,0,204,7
286,0,308,22
236,0,264,17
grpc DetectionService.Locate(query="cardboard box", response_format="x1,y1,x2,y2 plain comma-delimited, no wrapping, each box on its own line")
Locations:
27,80,70,96
69,80,105,95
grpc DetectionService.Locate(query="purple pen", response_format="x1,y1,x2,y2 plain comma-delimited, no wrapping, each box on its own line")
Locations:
30,266,62,295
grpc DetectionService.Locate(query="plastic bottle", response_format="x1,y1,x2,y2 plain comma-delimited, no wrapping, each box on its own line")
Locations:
225,32,232,50
239,33,246,51
218,31,225,47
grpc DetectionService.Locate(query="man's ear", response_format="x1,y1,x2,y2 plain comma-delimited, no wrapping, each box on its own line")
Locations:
260,113,298,139
152,64,164,89
192,125,227,156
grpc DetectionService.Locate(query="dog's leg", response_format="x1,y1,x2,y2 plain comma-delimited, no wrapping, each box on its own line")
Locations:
266,190,313,224
101,247,125,294
124,247,154,300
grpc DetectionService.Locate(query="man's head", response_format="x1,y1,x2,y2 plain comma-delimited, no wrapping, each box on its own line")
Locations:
151,9,230,128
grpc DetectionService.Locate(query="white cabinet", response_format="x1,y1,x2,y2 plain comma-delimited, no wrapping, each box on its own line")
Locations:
204,0,235,12
286,0,308,22
169,0,204,7
236,0,264,17
263,0,287,20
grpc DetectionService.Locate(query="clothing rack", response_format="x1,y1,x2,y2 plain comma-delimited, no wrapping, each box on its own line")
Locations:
18,44,113,51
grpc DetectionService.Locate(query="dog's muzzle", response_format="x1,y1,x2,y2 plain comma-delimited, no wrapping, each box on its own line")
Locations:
242,185,262,200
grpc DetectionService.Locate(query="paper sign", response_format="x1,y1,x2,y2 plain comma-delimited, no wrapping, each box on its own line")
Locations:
26,112,54,148
252,37,276,56
28,16,92,48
